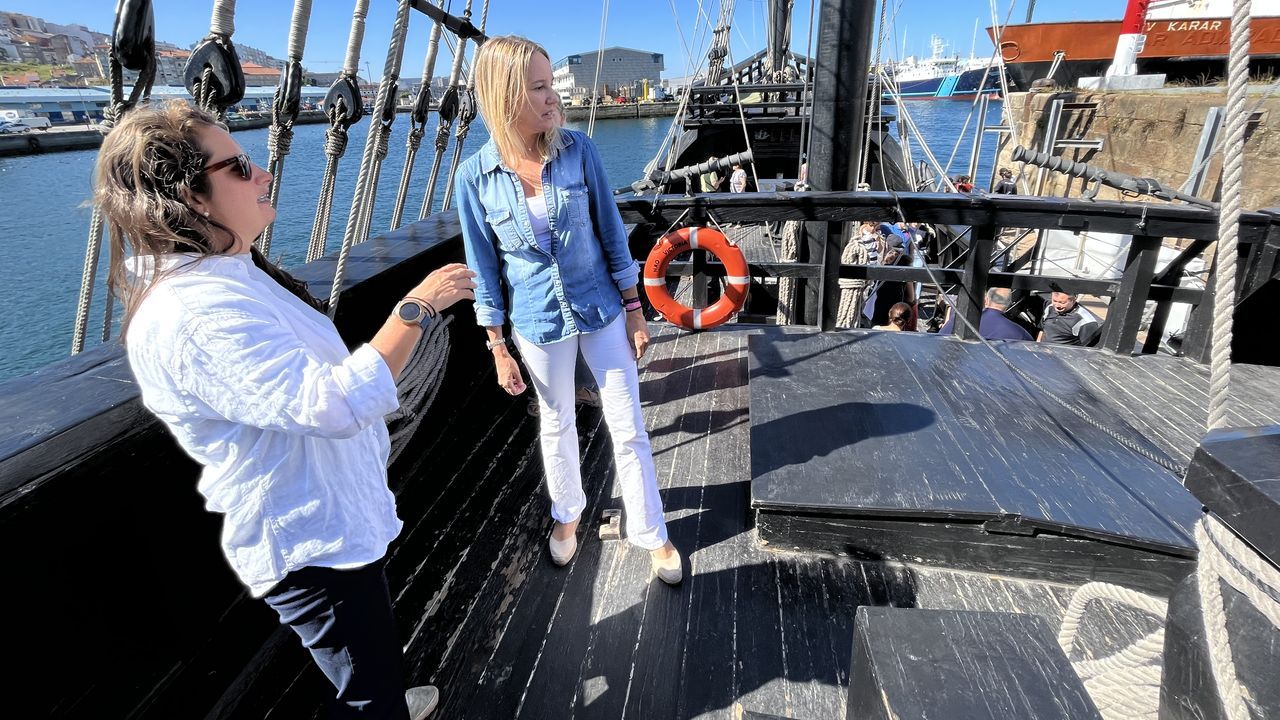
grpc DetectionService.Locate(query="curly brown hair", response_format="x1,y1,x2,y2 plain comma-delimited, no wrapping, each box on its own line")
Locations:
94,100,322,338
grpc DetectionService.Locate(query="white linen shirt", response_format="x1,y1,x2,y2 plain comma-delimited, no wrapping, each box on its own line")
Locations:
125,252,403,597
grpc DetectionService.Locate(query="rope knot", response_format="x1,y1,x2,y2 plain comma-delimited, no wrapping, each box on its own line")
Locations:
325,126,349,157
267,125,294,157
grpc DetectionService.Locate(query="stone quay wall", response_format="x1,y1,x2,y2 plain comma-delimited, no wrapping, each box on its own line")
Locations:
993,88,1280,210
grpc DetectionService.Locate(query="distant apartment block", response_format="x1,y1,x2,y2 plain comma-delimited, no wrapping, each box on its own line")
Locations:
552,47,664,102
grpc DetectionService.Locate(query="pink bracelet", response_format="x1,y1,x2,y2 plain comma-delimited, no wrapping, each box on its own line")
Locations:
623,298,643,312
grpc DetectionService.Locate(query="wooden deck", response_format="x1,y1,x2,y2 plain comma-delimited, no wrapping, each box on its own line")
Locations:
247,323,1280,719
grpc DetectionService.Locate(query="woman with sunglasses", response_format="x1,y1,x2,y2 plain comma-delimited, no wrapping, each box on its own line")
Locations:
96,100,475,719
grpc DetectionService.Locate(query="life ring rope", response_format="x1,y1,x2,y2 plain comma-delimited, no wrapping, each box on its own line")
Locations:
641,226,750,331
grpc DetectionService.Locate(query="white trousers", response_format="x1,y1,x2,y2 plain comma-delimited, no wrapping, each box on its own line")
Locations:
513,313,669,550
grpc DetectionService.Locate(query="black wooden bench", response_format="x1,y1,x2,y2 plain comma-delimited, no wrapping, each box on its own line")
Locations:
849,606,1102,720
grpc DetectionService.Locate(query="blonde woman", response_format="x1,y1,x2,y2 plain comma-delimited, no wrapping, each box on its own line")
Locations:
456,35,682,584
95,100,476,718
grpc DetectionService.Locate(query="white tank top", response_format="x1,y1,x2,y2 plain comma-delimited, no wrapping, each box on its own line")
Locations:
525,193,554,255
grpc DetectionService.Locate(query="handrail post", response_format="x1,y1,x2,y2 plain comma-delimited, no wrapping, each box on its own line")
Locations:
954,224,995,341
1100,234,1162,354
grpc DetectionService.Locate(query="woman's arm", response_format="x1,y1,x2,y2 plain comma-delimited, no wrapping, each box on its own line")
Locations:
457,171,508,328
371,263,476,379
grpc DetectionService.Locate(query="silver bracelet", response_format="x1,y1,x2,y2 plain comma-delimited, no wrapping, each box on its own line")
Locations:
485,337,508,351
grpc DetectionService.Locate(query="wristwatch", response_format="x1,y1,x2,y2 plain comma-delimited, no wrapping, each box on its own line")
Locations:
394,298,434,329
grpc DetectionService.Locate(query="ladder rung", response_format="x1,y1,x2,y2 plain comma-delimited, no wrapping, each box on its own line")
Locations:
1053,139,1105,150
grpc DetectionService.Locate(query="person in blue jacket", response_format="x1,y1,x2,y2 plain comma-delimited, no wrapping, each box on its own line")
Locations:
455,35,682,585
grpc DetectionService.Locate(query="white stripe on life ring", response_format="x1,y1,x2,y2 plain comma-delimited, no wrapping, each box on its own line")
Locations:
644,277,666,286
692,308,703,329
689,227,699,249
726,276,751,285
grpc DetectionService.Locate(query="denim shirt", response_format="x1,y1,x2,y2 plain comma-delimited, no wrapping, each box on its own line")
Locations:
456,128,639,345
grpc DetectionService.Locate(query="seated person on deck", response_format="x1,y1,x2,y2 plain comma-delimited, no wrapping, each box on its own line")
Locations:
1038,291,1101,346
940,287,1033,341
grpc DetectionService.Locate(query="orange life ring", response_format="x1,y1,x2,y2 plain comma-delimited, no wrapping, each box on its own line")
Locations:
642,226,750,330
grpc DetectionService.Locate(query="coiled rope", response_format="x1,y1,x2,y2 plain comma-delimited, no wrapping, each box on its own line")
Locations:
1056,581,1169,719
328,0,415,317
1195,513,1280,720
834,234,870,328
258,0,313,257
390,1,446,231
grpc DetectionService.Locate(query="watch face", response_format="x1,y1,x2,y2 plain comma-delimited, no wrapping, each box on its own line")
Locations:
398,301,422,323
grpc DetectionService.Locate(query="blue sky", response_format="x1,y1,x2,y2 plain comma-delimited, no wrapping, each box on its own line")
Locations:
6,0,1122,79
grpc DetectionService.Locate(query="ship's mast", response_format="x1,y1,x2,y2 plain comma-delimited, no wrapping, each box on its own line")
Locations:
765,0,795,81
805,0,876,328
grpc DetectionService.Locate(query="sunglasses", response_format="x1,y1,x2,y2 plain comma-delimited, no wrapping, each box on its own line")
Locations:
200,153,252,180
890,315,909,325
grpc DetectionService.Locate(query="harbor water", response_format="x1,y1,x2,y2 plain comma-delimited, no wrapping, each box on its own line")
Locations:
0,101,999,383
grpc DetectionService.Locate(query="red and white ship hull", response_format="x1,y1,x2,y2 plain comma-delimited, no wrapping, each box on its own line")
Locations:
988,0,1280,89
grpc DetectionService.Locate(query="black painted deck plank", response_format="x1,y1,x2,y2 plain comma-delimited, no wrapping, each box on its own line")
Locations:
370,324,1280,719
749,330,1204,554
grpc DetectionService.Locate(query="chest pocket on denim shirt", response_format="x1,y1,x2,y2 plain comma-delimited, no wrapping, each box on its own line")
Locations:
486,208,524,251
559,185,590,229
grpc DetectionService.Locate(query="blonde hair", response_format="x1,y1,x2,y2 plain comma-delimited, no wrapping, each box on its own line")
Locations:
472,35,564,167
94,100,321,338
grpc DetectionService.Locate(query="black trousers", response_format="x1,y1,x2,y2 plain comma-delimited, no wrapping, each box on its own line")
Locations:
263,560,409,719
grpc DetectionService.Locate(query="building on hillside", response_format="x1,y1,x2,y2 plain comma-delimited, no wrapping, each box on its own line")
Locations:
0,12,46,33
551,46,663,103
156,49,189,86
241,62,281,87
44,22,96,57
232,43,285,70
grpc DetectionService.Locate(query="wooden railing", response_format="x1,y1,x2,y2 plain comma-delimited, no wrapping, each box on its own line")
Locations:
618,192,1280,360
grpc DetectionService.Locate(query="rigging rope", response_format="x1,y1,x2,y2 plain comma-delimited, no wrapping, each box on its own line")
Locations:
587,0,611,135
722,43,761,192
306,0,370,262
1207,0,1250,431
72,0,157,354
329,0,415,317
258,0,313,257
187,0,244,122
390,0,446,231
440,0,490,212
418,0,474,221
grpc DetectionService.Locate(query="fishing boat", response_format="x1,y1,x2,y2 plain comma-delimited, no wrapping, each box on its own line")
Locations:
1,0,1277,718
991,0,1280,89
886,35,1002,100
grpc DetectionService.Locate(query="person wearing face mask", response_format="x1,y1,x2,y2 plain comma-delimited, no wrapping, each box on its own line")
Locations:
455,36,683,585
96,101,477,719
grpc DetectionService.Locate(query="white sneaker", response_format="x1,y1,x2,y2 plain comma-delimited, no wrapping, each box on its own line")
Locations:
406,685,439,720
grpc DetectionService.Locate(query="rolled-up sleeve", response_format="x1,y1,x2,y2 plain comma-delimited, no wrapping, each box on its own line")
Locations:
177,306,399,439
580,133,639,292
457,169,508,327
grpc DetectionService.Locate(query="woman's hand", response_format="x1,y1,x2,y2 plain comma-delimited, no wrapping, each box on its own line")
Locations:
408,263,477,312
625,309,650,361
494,351,527,395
